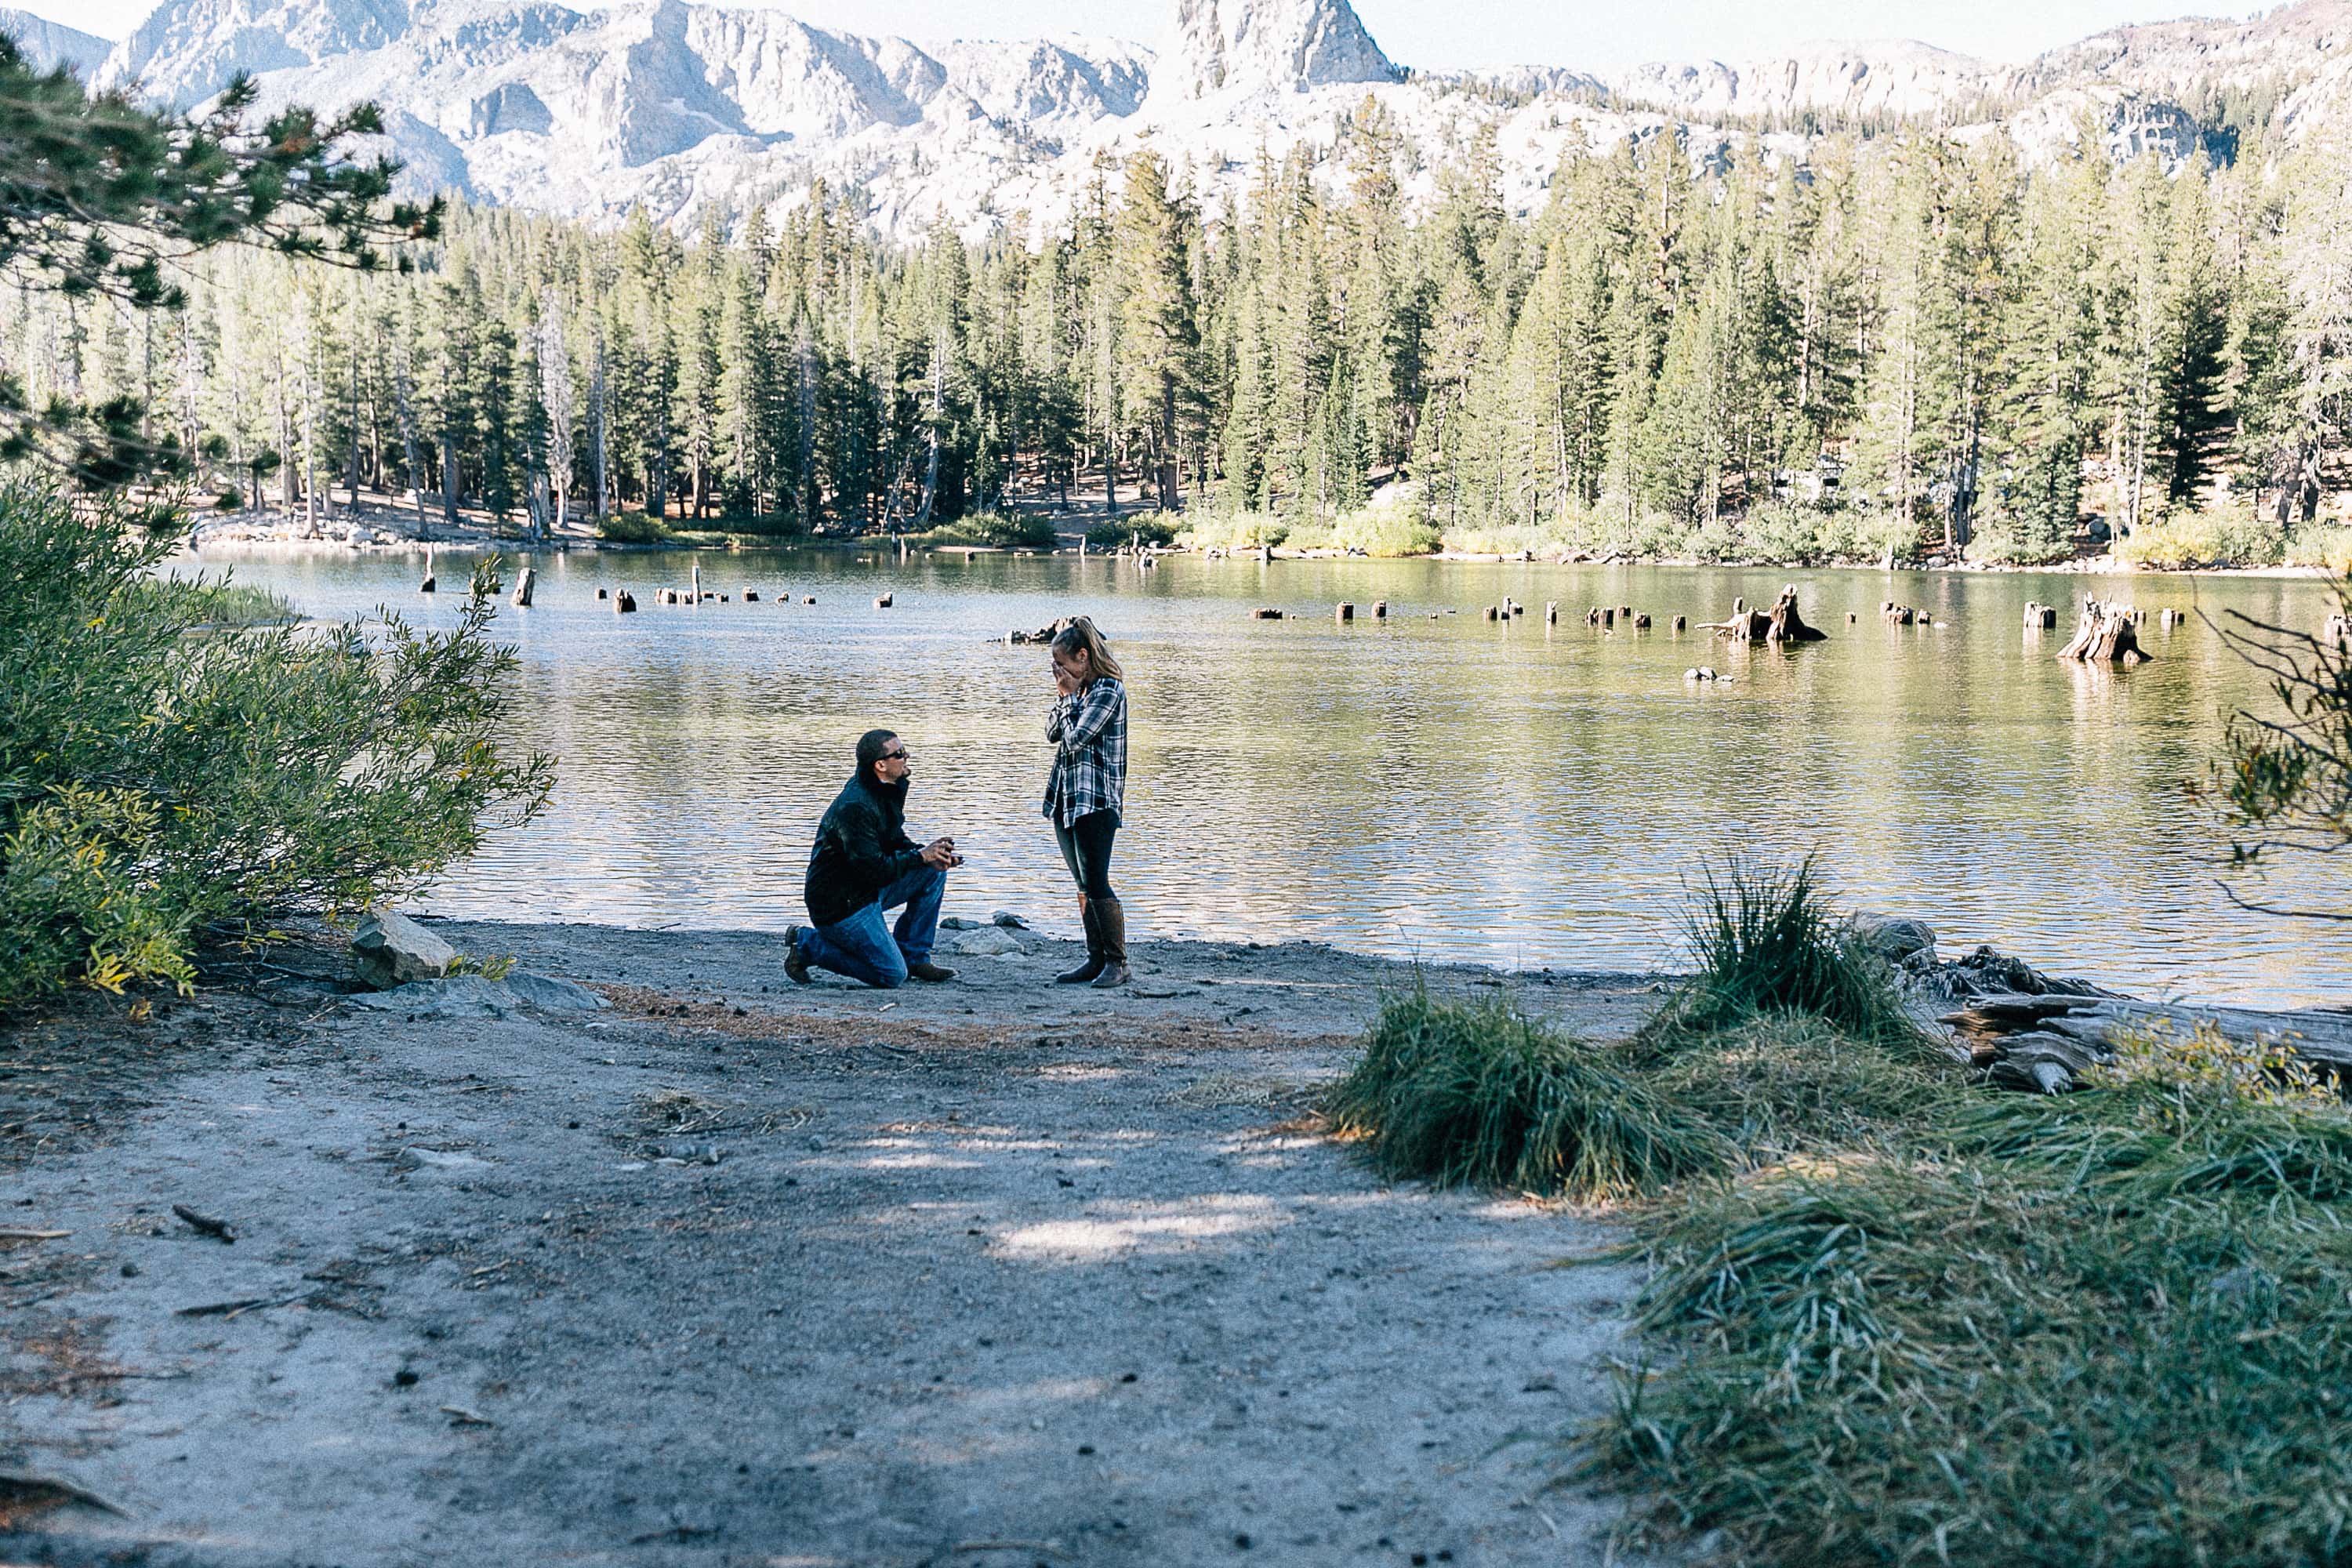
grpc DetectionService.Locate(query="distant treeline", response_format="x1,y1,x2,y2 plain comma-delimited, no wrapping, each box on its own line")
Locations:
9,98,2352,562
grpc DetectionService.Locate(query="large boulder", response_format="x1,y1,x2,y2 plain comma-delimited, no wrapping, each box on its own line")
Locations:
1847,912,1936,966
350,912,459,990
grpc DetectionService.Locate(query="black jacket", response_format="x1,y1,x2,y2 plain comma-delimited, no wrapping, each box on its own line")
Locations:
803,772,924,928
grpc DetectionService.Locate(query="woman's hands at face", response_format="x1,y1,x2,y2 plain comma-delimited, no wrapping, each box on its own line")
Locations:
1052,653,1084,695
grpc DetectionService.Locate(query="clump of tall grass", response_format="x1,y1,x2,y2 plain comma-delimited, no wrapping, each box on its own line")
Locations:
1653,1011,1954,1162
1641,855,1925,1053
1324,986,1724,1200
1599,1004,2352,1567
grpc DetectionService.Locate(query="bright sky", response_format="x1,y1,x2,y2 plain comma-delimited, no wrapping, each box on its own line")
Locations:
20,0,2256,71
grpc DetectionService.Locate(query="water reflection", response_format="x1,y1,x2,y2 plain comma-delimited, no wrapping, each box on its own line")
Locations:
189,543,2351,1006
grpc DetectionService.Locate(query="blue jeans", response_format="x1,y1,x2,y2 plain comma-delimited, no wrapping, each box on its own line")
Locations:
795,863,945,989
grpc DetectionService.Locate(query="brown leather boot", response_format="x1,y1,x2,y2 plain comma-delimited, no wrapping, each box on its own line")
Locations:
1090,896,1130,988
1056,897,1105,985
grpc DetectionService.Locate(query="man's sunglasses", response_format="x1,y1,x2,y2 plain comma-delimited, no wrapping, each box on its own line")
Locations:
880,747,910,761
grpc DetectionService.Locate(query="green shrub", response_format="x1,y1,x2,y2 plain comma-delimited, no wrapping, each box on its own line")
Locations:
2113,505,2286,568
1324,987,1725,1199
1642,855,1924,1051
0,480,554,1006
917,512,1059,549
2284,523,2352,572
1332,506,1439,557
1083,514,1180,550
597,511,672,544
1177,510,1287,551
151,577,297,626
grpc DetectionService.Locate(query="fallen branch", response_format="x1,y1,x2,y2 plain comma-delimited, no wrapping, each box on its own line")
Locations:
175,1291,318,1319
951,1545,1073,1562
0,1468,133,1519
172,1204,235,1243
0,1228,69,1241
441,1405,495,1427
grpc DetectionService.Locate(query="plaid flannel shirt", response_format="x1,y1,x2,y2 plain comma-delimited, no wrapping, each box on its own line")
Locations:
1044,676,1127,828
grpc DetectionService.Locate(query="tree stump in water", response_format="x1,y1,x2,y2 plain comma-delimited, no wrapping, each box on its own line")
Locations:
744,590,760,602
875,593,893,609
1708,586,1827,644
510,567,535,608
596,586,609,601
1544,601,1558,624
2056,597,2151,664
2326,613,2352,649
1336,602,1355,622
1882,601,1915,626
2024,602,2056,630
1373,601,1388,619
419,548,437,595
614,590,637,614
1671,615,1686,633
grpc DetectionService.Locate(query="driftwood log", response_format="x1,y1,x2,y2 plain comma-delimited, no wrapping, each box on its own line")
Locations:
2056,596,2150,664
1945,992,2352,1093
1708,586,1827,644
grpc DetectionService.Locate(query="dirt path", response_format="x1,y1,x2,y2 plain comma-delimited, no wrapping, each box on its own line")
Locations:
1,922,1676,1567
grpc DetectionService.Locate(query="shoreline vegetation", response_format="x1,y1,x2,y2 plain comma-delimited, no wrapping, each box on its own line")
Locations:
180,493,2340,577
1327,857,2352,1568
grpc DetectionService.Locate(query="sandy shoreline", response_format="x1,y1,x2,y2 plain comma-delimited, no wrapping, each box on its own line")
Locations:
0,920,1683,1567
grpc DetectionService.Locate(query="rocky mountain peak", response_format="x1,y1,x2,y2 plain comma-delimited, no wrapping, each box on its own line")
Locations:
1148,0,1393,105
0,6,110,73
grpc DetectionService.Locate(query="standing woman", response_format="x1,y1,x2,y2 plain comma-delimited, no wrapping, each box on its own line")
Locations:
1044,617,1131,988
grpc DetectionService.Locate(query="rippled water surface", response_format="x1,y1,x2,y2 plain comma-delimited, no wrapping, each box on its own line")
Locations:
194,543,2352,1005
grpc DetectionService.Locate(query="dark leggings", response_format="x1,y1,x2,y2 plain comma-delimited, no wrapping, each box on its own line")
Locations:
1054,810,1119,901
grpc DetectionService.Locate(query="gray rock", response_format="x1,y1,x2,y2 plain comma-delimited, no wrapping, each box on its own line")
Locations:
991,910,1029,929
945,927,1024,957
350,912,458,990
1848,912,1936,965
939,916,982,931
502,971,608,1011
348,975,518,1018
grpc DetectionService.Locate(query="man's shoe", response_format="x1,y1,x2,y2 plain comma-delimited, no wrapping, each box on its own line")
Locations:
906,960,956,983
1057,897,1105,985
782,928,811,985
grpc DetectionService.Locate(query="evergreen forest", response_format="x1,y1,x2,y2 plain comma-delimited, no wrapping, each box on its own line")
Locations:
14,100,2352,568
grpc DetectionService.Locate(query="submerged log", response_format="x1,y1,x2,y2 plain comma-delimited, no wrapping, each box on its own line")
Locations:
2056,596,2151,665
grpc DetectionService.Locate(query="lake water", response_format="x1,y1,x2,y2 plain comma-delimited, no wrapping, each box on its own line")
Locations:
189,542,2352,1007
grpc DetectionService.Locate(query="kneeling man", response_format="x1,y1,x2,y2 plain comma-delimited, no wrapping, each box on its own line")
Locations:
784,729,960,987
